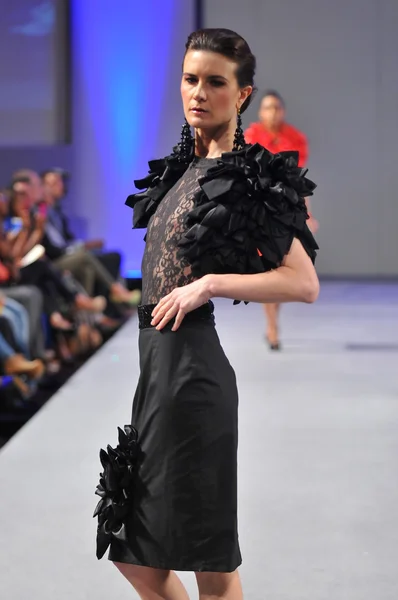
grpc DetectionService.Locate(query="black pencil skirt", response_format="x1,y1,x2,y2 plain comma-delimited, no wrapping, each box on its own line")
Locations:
95,302,241,573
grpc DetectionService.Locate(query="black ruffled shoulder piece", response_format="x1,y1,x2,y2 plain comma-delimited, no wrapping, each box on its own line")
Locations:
178,143,319,301
125,146,190,229
93,425,140,559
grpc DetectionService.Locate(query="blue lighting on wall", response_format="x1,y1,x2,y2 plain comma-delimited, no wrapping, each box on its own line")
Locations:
71,1,177,277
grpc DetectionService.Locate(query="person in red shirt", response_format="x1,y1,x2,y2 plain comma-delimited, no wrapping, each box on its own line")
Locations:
245,90,318,350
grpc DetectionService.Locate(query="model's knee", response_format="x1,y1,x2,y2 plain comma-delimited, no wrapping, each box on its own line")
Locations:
113,562,171,594
195,569,242,599
113,560,142,581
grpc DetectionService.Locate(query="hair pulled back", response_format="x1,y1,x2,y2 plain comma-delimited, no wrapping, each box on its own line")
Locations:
185,28,256,113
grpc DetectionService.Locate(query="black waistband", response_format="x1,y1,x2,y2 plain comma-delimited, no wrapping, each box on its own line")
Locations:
138,301,215,330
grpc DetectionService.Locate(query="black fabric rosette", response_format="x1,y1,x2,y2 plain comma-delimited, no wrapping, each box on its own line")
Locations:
125,143,318,305
125,146,190,229
178,144,318,284
93,425,139,559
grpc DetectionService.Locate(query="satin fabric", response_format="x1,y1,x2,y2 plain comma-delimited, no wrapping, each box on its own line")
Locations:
107,308,242,572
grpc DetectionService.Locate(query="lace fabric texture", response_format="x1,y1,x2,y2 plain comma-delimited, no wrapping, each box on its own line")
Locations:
141,157,217,305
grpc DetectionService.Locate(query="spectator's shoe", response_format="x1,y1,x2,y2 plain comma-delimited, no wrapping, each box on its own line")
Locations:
4,355,45,380
75,294,107,313
50,312,75,332
110,284,141,307
12,375,30,398
96,315,122,331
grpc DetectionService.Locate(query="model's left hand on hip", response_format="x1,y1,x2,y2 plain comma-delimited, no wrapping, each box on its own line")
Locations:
151,277,211,331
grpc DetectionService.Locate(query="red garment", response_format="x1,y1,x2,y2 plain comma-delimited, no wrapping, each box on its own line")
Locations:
0,261,10,282
244,122,309,167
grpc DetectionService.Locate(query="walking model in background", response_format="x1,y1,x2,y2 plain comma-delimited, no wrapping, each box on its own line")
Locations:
245,90,319,350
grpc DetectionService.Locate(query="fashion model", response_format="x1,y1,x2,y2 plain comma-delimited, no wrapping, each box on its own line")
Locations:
94,28,319,600
245,90,319,350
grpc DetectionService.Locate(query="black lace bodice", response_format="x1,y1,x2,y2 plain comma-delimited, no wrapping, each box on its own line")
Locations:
141,157,218,304
126,144,318,306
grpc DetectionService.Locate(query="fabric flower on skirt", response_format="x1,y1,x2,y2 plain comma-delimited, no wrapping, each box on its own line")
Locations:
93,425,140,559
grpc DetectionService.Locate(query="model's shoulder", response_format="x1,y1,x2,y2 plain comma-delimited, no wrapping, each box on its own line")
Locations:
125,146,190,229
178,144,318,289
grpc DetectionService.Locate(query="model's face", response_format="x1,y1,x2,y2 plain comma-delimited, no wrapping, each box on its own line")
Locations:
259,95,285,131
181,50,251,130
44,172,64,200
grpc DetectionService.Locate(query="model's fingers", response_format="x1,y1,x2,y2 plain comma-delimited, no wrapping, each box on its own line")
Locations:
155,305,179,330
151,299,173,325
151,295,169,318
171,309,186,332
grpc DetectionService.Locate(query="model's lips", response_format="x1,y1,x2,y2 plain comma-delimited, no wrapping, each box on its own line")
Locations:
191,107,207,113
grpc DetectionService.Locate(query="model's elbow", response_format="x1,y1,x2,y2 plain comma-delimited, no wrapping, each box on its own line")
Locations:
301,274,320,303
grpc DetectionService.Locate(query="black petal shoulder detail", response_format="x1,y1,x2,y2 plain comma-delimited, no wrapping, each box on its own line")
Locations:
93,425,140,560
178,144,318,287
125,146,190,229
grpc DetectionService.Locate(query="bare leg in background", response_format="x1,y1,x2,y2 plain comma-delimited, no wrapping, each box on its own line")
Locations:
263,301,281,349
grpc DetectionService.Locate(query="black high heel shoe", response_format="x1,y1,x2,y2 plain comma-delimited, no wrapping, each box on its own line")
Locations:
265,336,281,351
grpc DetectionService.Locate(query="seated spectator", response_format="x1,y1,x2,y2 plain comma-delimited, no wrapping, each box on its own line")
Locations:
12,169,140,306
0,188,46,360
41,168,107,253
2,295,31,359
0,185,108,368
1,284,46,361
0,310,45,396
42,169,129,323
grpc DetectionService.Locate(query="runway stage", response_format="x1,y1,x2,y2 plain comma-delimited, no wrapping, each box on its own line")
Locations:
0,281,397,600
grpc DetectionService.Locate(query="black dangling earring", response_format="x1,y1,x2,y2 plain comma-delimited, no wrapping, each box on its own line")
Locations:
177,118,194,162
232,108,246,152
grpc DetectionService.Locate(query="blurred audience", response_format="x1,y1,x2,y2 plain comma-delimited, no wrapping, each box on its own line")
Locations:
0,294,45,389
7,181,106,325
13,168,140,307
0,166,139,418
41,169,135,324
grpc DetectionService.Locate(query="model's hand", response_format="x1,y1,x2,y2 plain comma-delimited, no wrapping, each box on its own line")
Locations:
151,276,212,331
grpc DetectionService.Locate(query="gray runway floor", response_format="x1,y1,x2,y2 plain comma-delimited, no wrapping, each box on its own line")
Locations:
0,281,397,600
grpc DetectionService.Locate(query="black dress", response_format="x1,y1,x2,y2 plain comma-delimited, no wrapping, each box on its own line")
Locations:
94,145,318,572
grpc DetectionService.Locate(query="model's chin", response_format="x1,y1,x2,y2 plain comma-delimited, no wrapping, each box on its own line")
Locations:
186,113,211,128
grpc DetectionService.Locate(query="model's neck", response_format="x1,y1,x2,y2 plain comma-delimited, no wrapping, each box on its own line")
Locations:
194,123,236,158
264,122,283,134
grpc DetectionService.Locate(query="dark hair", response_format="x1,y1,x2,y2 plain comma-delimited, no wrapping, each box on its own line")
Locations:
11,169,35,185
11,175,30,188
185,28,256,114
261,89,285,109
41,167,70,181
41,168,69,197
